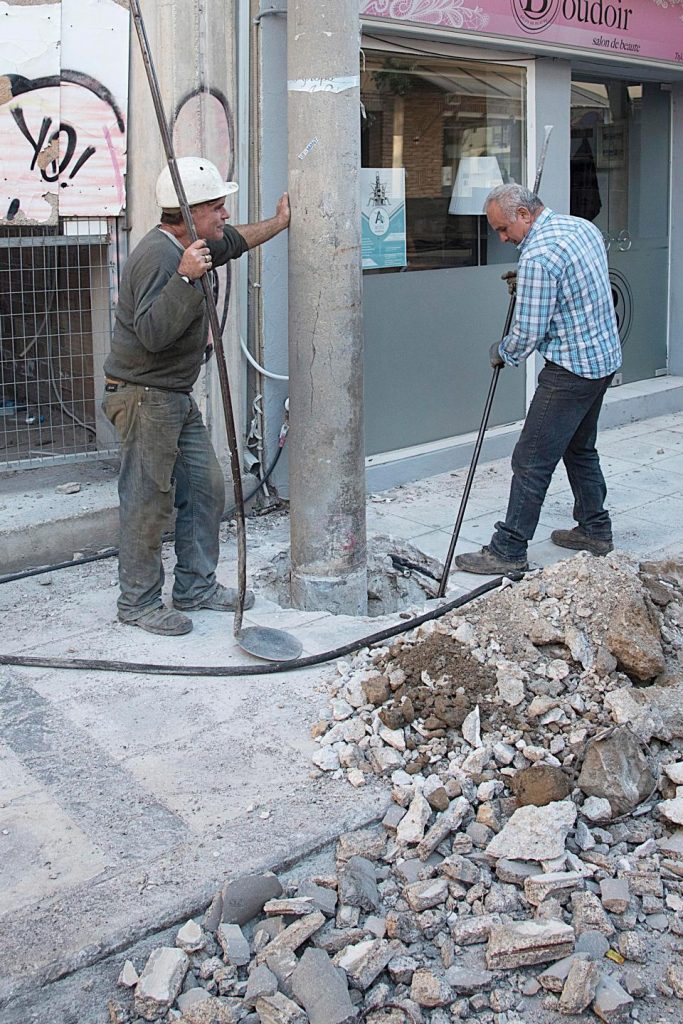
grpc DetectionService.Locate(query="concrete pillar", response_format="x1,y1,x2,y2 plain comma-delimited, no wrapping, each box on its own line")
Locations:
287,0,367,614
669,82,683,377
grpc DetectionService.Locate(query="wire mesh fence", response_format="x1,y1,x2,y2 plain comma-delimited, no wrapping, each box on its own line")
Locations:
0,218,122,469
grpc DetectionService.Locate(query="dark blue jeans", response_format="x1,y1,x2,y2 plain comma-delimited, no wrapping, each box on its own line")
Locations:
490,361,615,562
103,385,225,620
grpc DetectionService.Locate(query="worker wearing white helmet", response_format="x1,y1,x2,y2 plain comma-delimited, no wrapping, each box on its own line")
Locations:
103,157,290,636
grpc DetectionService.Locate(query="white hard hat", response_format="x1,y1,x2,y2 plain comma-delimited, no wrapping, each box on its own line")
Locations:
155,157,238,208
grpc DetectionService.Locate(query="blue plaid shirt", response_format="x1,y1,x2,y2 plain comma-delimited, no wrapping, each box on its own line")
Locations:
500,208,622,379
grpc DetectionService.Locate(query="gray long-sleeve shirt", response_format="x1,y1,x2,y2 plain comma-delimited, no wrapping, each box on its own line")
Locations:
104,225,248,391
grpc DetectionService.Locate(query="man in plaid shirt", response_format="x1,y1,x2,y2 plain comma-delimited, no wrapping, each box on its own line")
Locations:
456,183,622,575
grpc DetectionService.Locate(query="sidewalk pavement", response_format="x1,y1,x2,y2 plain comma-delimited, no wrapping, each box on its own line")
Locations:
1,410,683,1019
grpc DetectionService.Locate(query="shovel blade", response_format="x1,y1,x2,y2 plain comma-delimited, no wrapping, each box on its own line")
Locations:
236,626,303,663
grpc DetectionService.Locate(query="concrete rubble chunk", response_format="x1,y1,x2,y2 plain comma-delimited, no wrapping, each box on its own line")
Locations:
495,859,543,886
291,947,357,1023
592,974,634,1023
117,960,138,988
244,963,278,1009
176,919,205,952
180,998,243,1024
445,967,496,993
337,856,380,912
486,920,575,970
217,922,251,966
257,910,326,963
410,967,453,1008
396,791,431,846
264,897,316,917
581,796,613,823
558,957,601,1014
417,796,470,860
462,705,482,748
659,797,683,825
337,827,386,862
265,947,299,997
176,988,210,1013
334,938,399,991
450,913,503,946
221,872,283,925
405,877,449,912
256,992,310,1024
485,800,577,862
523,871,584,906
600,878,631,914
134,947,189,1021
605,591,665,680
538,953,589,993
605,682,683,743
666,963,683,999
571,891,614,937
298,879,338,918
578,727,656,816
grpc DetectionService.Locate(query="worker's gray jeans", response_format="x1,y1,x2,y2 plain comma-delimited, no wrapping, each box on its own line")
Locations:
103,385,225,620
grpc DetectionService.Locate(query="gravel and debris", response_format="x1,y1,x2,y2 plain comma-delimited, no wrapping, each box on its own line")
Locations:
107,552,683,1024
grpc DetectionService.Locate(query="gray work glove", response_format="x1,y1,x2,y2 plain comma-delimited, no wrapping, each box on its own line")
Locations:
501,269,517,296
489,342,505,369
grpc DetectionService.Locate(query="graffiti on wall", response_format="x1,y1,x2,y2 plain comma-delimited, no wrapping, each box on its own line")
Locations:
0,0,129,224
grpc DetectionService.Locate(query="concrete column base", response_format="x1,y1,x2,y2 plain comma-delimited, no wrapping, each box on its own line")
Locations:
290,567,368,616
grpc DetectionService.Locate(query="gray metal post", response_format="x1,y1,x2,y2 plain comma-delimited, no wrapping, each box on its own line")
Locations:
287,0,367,614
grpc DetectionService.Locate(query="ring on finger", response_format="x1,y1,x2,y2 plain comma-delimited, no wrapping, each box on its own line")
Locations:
204,254,211,264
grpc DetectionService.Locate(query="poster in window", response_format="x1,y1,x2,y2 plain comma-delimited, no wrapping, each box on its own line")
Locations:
361,168,407,270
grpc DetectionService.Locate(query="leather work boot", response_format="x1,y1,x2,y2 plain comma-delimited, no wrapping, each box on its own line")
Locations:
454,546,528,575
173,583,256,612
550,527,613,556
121,606,193,635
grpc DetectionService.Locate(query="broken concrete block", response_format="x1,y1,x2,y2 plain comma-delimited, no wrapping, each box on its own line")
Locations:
417,796,470,860
410,968,453,1008
298,880,338,918
264,898,316,917
217,923,251,966
257,910,326,963
605,592,665,681
117,960,138,988
405,877,449,912
523,871,583,907
617,931,647,963
571,891,614,937
659,797,683,825
666,963,683,999
176,988,210,1014
600,878,630,914
578,728,656,816
221,872,283,926
485,800,577,862
396,791,431,845
256,992,309,1024
134,947,189,1021
445,967,495,994
180,998,243,1024
291,948,357,1023
337,856,380,912
495,859,543,886
334,938,398,991
176,919,205,953
581,796,613,823
244,963,278,1009
450,913,503,946
592,974,634,1023
486,920,574,970
558,957,601,1014
538,954,589,993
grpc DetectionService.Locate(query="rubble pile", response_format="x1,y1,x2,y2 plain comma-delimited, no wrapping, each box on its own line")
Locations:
108,554,683,1024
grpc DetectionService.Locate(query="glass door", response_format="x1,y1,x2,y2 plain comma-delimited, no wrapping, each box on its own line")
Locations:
571,79,670,384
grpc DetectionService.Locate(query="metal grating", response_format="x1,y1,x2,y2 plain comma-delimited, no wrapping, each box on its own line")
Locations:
0,219,122,469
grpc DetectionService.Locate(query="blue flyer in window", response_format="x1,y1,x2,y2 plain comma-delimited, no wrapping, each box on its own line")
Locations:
361,168,406,270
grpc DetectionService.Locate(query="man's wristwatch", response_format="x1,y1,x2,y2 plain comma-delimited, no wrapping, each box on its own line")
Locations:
178,273,191,284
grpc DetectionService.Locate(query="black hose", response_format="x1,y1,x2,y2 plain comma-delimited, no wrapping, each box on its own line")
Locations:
0,444,285,586
0,573,522,677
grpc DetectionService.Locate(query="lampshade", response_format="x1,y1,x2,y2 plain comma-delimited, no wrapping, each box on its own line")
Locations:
449,155,503,215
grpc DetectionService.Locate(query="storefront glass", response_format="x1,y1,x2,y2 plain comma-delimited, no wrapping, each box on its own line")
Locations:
361,54,526,273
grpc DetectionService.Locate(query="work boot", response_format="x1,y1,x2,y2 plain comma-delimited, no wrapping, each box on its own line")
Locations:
550,527,613,556
454,546,528,576
173,583,256,612
120,606,193,635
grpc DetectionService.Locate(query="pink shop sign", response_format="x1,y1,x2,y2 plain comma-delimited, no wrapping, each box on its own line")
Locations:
361,0,683,67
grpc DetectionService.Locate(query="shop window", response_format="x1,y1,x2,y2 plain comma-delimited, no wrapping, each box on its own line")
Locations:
361,53,526,273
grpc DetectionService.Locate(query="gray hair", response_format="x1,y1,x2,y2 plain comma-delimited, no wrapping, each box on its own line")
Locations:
484,183,543,218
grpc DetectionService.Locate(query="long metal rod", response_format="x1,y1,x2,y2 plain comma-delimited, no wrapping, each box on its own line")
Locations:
437,125,553,597
129,0,248,633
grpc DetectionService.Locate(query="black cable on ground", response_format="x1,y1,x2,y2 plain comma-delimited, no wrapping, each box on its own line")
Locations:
0,445,286,586
0,573,522,677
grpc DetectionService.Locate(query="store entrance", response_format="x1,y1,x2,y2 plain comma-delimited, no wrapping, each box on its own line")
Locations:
570,79,670,383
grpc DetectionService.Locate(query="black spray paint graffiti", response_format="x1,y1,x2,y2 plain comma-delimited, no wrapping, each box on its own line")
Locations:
172,85,235,183
2,70,126,220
